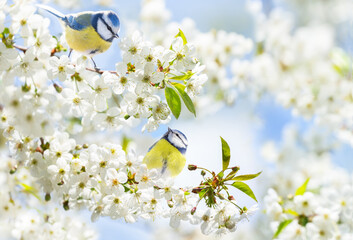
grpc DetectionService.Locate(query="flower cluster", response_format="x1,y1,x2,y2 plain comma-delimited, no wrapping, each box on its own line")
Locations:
0,0,260,237
1,128,258,236
0,153,98,240
138,0,353,148
265,184,353,240
136,0,253,112
261,125,353,239
241,5,353,147
1,0,207,136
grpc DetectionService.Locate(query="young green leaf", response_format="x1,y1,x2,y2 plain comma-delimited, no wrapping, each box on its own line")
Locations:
199,188,208,199
170,73,194,81
220,137,231,170
165,87,181,119
19,183,41,201
295,178,310,196
284,209,299,216
175,28,187,45
232,171,262,181
232,181,257,202
121,135,131,153
273,219,293,239
173,83,196,117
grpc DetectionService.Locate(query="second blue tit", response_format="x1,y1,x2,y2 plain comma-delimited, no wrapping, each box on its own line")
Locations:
143,128,188,177
37,4,120,56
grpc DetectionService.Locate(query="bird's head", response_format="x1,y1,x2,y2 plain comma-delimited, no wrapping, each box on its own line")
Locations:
163,128,188,154
93,11,120,42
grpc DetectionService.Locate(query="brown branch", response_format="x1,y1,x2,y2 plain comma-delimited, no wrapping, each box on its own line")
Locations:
13,44,27,53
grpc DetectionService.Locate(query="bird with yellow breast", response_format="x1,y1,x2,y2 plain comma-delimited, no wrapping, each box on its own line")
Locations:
143,128,188,177
37,4,120,68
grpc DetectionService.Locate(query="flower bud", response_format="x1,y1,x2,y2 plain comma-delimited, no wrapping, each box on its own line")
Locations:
83,144,89,149
232,166,240,173
192,187,202,193
167,200,174,208
63,200,69,211
9,165,17,174
228,195,235,201
217,193,226,200
191,207,197,215
45,193,51,201
225,219,236,230
287,194,294,200
21,84,31,92
201,170,206,176
54,83,62,93
188,164,197,171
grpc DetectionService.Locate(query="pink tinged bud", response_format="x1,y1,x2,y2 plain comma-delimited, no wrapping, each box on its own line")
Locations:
191,207,197,215
54,83,62,93
188,164,197,171
192,187,202,193
228,195,235,201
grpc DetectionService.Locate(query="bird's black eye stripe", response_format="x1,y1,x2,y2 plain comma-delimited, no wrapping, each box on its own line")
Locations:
175,133,186,146
99,17,114,35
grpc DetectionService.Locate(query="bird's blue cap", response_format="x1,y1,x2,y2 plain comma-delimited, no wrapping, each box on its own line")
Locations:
163,128,188,154
107,12,120,27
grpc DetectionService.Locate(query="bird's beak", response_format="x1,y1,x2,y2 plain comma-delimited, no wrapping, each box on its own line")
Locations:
168,127,172,133
115,33,119,39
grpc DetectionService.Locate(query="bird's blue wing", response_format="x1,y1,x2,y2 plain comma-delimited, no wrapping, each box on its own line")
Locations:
65,13,93,31
37,4,65,20
147,141,158,152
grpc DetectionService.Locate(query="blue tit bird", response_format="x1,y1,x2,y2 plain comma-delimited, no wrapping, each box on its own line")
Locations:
36,4,120,68
143,128,188,177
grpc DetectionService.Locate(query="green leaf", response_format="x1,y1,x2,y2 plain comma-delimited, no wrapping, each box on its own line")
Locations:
3,27,10,35
220,137,231,170
295,178,310,196
273,219,293,239
170,71,194,81
121,135,131,153
173,83,196,117
198,188,208,199
165,87,181,119
232,171,262,181
232,181,257,202
19,183,41,201
175,28,187,45
284,209,299,216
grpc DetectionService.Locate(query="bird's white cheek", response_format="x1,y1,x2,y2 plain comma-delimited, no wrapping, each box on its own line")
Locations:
170,135,186,149
97,19,111,40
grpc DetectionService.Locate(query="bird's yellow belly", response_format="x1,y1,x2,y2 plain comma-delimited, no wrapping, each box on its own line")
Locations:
65,26,112,55
143,139,186,177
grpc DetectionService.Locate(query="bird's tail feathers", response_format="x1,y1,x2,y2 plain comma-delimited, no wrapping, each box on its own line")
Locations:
36,4,65,20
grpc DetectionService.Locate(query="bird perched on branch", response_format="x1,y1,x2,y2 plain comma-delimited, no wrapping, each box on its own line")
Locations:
37,4,120,69
143,128,188,177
